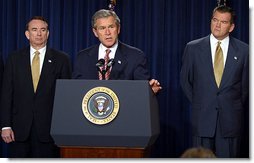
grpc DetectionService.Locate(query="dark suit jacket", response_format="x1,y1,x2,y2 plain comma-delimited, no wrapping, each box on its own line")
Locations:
180,35,249,137
0,53,3,156
0,54,3,124
0,47,72,142
72,41,150,80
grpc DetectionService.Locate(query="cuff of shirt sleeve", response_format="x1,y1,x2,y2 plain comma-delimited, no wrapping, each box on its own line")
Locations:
2,127,11,130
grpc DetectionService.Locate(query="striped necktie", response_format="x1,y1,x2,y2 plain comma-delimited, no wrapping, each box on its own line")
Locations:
104,49,111,80
98,49,111,80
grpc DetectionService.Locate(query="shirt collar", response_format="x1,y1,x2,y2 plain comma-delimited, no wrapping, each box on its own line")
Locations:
30,46,47,56
99,41,118,56
210,34,229,47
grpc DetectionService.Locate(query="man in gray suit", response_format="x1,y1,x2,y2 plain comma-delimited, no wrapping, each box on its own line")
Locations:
180,5,248,158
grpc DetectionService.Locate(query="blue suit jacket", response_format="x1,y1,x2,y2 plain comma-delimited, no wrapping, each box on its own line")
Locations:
73,41,150,80
180,35,249,137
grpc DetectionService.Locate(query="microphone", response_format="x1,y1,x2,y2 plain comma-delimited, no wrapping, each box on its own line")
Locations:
106,59,114,71
96,59,105,67
96,59,105,79
96,58,114,80
107,59,114,67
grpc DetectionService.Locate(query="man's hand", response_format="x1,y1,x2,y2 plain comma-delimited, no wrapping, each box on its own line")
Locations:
149,79,162,94
1,128,15,143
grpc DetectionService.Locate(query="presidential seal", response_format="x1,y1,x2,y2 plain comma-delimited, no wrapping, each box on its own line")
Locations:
82,87,120,125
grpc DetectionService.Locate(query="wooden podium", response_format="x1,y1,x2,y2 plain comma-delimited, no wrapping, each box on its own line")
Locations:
51,80,160,158
60,146,151,158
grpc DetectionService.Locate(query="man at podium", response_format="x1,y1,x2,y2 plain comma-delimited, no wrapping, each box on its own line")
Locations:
72,9,161,94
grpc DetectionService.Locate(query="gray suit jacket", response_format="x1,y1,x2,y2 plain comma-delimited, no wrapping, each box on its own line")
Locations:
180,35,249,137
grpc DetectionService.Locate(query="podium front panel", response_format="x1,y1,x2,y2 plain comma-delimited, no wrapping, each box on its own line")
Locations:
51,80,160,148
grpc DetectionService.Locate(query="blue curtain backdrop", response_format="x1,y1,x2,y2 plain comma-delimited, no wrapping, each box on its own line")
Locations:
0,0,249,158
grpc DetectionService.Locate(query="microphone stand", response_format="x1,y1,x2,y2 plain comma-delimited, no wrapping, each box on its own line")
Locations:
101,69,106,80
96,59,106,80
96,59,114,80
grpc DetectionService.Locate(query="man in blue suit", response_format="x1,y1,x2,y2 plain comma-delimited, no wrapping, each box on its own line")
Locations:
73,9,162,94
180,5,248,158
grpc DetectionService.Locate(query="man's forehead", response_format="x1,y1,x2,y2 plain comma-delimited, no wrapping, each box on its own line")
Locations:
96,16,114,22
28,20,48,27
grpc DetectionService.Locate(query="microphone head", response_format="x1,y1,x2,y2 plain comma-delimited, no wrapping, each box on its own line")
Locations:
96,59,105,67
107,59,114,67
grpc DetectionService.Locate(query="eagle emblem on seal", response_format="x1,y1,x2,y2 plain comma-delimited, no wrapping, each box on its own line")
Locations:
93,96,110,116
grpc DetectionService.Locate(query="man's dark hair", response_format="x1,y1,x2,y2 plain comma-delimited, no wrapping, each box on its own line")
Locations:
212,5,236,24
26,16,49,30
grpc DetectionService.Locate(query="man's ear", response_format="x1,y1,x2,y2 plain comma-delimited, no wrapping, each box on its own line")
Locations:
25,30,30,40
93,28,99,38
229,23,235,33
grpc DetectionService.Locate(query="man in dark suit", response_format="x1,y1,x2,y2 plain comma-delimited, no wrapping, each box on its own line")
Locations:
0,16,72,157
180,5,248,158
73,9,162,94
0,53,4,157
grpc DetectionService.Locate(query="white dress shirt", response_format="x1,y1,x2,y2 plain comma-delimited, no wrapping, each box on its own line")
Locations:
98,42,118,60
210,34,229,67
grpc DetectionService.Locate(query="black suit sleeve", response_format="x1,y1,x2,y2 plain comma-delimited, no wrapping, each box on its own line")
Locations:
0,54,4,127
133,51,150,80
241,48,249,106
180,44,193,103
59,53,72,79
0,54,14,128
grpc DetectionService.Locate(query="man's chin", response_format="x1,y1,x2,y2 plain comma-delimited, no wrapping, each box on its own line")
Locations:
103,41,115,48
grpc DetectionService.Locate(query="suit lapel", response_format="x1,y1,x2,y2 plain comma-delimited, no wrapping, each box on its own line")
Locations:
84,45,114,80
36,48,55,92
219,38,239,89
22,48,35,93
110,42,127,79
90,46,101,79
200,36,218,88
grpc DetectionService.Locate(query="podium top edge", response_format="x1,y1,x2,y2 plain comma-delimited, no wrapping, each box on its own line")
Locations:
56,79,150,83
